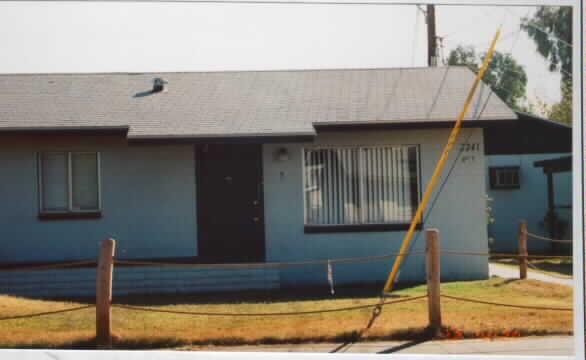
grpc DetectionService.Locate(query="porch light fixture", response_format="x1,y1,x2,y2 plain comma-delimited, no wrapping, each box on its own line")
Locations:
276,147,289,162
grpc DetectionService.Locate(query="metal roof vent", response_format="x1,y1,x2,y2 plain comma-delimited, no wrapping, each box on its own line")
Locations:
153,77,168,93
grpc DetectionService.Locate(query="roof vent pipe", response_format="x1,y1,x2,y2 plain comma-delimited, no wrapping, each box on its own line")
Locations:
153,77,168,93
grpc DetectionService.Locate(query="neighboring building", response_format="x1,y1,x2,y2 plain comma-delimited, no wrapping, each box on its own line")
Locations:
484,112,572,254
0,67,518,296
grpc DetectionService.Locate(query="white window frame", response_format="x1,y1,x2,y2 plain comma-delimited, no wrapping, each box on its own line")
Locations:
490,166,521,190
302,144,421,227
37,151,102,214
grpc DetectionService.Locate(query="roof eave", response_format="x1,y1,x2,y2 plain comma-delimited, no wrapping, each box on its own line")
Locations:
313,117,517,131
0,126,129,135
127,131,316,144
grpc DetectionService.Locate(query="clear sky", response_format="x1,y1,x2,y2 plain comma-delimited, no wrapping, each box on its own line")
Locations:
0,1,566,106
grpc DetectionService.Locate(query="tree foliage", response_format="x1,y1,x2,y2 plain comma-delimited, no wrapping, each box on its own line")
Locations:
521,6,572,125
521,7,572,82
447,45,528,111
526,79,572,126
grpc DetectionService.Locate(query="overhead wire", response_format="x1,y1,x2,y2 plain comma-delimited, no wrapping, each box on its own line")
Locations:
397,21,524,289
508,8,573,49
411,5,420,67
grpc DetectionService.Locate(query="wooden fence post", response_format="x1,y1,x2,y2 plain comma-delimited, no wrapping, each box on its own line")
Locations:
518,221,528,279
96,238,116,347
426,229,442,337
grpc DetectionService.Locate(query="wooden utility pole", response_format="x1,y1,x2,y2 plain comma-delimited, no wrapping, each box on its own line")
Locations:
426,229,442,337
426,4,437,66
518,221,528,279
96,238,116,347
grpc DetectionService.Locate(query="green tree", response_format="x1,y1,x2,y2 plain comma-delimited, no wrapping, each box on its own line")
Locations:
521,7,572,81
446,45,477,70
447,46,528,111
547,79,572,125
526,79,573,126
521,6,572,125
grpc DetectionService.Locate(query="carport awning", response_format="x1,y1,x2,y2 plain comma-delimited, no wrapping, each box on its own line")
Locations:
534,156,572,174
484,112,571,156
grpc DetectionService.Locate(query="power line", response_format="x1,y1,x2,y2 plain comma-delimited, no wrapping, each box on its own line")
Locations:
505,8,573,49
520,21,572,48
411,5,420,66
441,29,521,50
495,8,573,78
398,25,524,281
440,12,495,39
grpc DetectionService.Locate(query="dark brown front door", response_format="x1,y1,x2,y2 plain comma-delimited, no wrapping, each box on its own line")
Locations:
196,144,265,262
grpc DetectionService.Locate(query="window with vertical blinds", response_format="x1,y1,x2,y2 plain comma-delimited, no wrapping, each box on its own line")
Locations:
303,145,419,227
39,152,101,214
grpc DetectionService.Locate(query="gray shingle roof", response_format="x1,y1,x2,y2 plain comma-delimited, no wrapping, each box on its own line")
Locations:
0,66,516,139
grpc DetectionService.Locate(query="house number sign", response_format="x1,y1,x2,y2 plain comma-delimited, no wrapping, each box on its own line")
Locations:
459,143,481,152
459,143,480,164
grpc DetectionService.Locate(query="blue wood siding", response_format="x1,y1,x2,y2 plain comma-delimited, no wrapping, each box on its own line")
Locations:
487,153,573,253
263,129,490,287
0,136,197,263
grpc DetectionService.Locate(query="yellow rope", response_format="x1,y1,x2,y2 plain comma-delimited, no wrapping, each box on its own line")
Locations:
383,28,502,293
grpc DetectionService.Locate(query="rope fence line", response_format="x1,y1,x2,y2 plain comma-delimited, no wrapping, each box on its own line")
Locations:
0,251,569,274
525,231,572,244
111,295,427,317
113,251,427,269
0,234,573,346
0,260,98,273
0,250,569,275
0,305,95,321
441,295,572,312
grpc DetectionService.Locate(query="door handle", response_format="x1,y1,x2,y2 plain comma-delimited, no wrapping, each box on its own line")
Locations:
253,217,260,223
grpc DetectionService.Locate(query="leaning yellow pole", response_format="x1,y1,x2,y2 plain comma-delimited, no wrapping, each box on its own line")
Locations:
383,28,502,293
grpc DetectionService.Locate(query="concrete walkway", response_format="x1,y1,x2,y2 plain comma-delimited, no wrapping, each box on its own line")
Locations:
489,263,573,286
190,336,574,356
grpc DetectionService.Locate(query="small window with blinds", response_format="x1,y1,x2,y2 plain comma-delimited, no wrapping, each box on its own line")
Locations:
303,145,420,232
38,152,101,218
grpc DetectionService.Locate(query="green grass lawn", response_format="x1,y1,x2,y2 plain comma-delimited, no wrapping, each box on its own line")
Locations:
0,277,573,349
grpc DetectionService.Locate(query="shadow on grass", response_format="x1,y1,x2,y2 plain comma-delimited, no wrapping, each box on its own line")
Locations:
31,282,421,306
2,328,573,350
490,278,521,287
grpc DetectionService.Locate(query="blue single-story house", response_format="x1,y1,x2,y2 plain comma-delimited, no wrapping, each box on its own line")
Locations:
484,112,572,254
0,66,519,296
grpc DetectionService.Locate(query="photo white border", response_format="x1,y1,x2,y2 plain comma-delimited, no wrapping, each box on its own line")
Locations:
0,0,582,359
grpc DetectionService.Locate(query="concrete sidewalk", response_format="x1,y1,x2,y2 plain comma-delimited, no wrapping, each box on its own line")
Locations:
489,263,573,286
190,336,574,356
